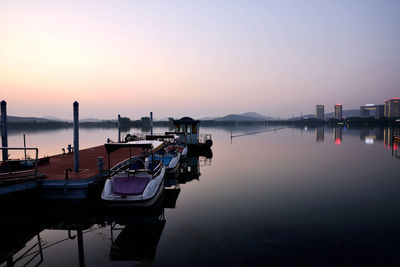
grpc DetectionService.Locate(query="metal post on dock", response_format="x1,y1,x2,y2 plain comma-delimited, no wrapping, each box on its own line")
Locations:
1,100,8,161
23,134,27,160
73,101,79,172
150,111,153,135
118,114,121,142
98,157,104,174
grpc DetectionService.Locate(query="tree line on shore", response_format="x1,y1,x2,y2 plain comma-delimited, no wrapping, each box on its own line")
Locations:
3,116,399,131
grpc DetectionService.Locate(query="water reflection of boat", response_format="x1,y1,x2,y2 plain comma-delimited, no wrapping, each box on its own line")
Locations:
101,141,166,207
107,206,166,261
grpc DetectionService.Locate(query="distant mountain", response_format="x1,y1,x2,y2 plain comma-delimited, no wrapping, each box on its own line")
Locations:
200,116,218,120
3,116,107,123
80,118,102,122
42,116,70,122
240,112,273,120
7,116,50,123
216,112,273,121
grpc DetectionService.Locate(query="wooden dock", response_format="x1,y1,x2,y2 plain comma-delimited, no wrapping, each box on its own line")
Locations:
36,145,143,199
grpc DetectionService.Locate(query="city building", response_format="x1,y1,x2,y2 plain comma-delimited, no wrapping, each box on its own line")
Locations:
360,104,384,118
384,98,400,118
334,104,342,119
316,105,324,120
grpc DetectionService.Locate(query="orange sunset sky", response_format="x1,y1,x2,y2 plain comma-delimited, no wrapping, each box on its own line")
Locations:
1,0,399,119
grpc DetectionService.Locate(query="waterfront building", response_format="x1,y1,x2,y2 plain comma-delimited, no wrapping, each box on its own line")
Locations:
384,98,400,118
316,105,324,120
334,104,342,119
360,104,384,118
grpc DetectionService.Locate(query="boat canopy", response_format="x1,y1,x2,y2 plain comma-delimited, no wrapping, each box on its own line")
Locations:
105,140,165,154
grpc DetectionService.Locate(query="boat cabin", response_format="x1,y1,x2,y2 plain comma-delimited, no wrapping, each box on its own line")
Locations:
172,117,200,145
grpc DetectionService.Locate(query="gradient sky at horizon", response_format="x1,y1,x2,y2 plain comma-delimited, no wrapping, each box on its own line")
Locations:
1,0,399,120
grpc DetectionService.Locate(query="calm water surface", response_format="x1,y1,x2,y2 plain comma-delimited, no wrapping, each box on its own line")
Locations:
1,126,400,266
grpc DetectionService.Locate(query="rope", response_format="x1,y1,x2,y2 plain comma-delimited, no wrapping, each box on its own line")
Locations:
230,127,284,139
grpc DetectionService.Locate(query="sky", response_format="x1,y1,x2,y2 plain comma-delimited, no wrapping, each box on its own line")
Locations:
1,0,399,120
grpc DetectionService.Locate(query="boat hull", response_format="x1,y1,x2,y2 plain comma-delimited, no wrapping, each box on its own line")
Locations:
101,167,165,207
166,153,181,172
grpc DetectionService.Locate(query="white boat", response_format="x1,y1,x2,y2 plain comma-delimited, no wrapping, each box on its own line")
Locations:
150,148,180,173
164,132,188,157
101,140,166,206
145,135,182,171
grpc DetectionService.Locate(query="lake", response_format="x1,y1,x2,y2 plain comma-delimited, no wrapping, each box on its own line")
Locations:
1,125,400,266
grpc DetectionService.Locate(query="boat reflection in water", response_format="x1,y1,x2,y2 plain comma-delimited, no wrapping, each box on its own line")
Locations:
107,204,166,261
0,151,212,266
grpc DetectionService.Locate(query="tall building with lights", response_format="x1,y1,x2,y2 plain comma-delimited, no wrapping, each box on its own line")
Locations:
334,104,342,119
316,105,324,120
384,98,400,118
360,104,384,118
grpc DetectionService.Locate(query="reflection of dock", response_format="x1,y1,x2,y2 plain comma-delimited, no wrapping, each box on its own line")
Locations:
1,149,212,266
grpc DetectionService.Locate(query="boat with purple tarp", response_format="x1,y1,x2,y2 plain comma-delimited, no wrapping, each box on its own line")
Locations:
101,140,166,207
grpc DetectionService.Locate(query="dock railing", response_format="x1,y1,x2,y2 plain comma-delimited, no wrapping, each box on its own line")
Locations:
0,147,39,179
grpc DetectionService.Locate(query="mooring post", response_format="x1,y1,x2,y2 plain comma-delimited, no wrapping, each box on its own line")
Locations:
1,100,8,161
118,114,121,142
97,157,104,173
73,101,79,172
23,134,27,160
150,111,153,135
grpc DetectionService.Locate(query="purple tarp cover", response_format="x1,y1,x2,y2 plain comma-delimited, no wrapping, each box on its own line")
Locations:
113,175,150,195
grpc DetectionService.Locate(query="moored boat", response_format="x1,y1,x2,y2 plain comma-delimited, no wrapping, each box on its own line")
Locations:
145,135,182,172
101,140,166,207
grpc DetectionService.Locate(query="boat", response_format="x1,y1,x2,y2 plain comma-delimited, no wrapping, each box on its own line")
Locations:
165,132,188,158
101,140,166,207
149,147,180,173
170,117,213,152
145,135,182,172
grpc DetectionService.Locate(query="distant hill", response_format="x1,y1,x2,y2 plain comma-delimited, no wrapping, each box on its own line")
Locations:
42,116,70,122
80,118,102,122
240,112,272,120
7,116,50,123
3,116,108,123
200,116,218,120
215,112,273,121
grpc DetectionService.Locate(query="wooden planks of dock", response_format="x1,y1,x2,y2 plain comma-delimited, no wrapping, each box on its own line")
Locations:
38,145,143,181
